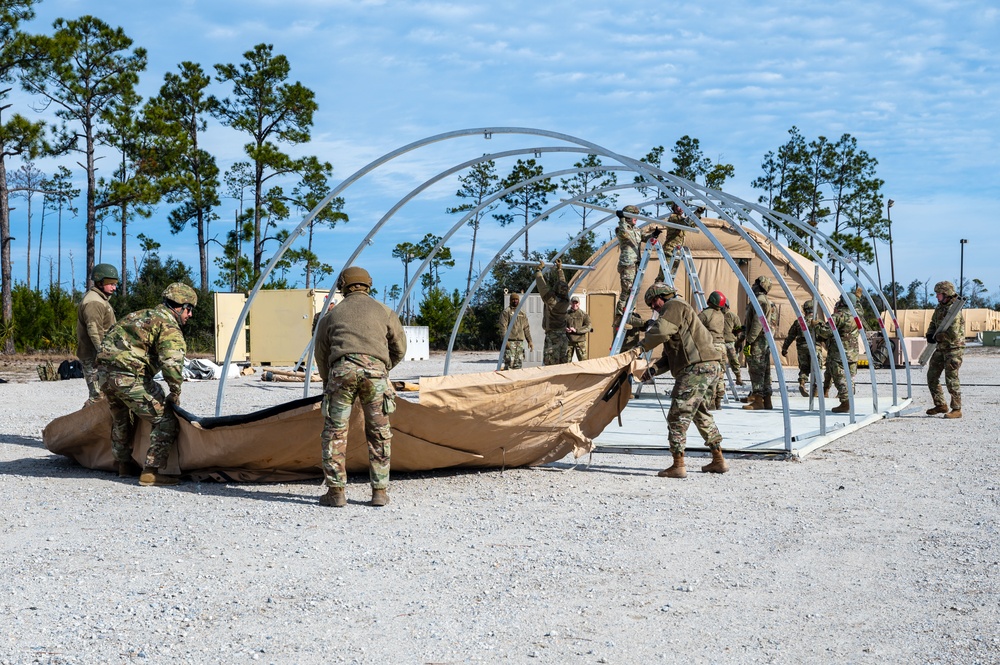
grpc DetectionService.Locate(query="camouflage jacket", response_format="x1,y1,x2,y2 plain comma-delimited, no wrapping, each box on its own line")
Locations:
642,298,722,378
536,272,570,332
499,306,532,343
76,287,116,363
97,304,186,395
663,212,691,247
616,220,657,267
743,293,777,346
782,320,810,355
815,306,861,362
928,298,965,352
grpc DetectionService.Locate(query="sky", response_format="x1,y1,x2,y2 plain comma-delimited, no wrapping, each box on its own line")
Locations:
7,0,1000,304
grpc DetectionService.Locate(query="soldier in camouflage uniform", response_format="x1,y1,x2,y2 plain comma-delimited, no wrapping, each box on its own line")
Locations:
97,282,196,486
535,260,571,366
781,300,818,397
76,263,118,403
661,202,695,257
615,205,661,313
639,283,728,478
925,280,964,419
741,276,778,410
315,266,407,508
722,302,744,386
565,296,593,362
815,294,861,413
499,293,533,370
697,291,729,409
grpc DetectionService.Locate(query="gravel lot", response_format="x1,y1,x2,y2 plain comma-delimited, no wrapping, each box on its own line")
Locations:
1,348,999,664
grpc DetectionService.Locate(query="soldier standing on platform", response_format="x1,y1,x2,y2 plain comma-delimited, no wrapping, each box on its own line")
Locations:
722,301,744,386
742,276,778,410
697,291,729,409
615,205,661,314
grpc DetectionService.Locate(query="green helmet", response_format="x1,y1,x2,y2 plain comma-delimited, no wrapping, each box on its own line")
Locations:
91,263,119,284
622,205,640,216
837,292,857,309
338,266,372,290
933,280,956,297
753,275,772,294
162,282,198,307
802,300,815,314
644,282,677,306
707,291,727,309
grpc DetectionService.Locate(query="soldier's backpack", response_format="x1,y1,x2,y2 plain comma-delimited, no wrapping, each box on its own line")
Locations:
36,361,60,381
58,359,85,380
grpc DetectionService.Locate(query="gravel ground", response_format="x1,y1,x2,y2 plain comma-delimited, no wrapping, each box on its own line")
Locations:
1,348,999,664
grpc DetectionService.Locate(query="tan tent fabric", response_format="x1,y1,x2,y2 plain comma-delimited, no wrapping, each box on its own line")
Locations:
882,308,1000,338
43,353,636,482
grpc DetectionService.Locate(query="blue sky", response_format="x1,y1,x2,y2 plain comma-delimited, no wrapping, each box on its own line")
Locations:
9,0,1000,302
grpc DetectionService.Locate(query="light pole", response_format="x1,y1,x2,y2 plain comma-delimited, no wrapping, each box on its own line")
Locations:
959,238,968,297
887,199,896,312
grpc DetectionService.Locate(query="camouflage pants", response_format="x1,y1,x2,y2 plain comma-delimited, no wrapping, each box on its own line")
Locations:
100,369,178,468
566,340,588,362
724,342,741,375
927,348,963,410
543,331,569,366
81,357,104,402
667,362,723,454
321,355,395,489
824,353,858,402
713,342,727,401
617,264,637,311
503,340,526,370
746,338,772,396
796,352,812,390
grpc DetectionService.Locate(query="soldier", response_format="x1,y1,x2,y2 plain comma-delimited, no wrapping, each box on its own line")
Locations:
76,263,119,403
615,205,661,313
535,259,571,366
638,283,728,478
781,300,818,397
499,293,533,370
722,301,744,386
741,276,778,410
925,280,964,419
816,293,861,413
697,291,728,409
565,296,593,362
97,282,196,486
661,202,695,257
620,310,646,353
315,266,407,507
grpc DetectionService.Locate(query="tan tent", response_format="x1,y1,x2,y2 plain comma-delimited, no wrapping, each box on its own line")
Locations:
43,353,636,482
882,308,1000,339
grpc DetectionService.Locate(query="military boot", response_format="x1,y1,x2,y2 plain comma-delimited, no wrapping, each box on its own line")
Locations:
944,409,962,419
118,459,142,478
657,452,686,478
831,400,851,414
742,394,764,410
371,488,389,507
798,379,809,398
925,404,948,415
319,487,347,507
762,394,774,410
734,373,744,386
702,448,729,474
138,466,180,487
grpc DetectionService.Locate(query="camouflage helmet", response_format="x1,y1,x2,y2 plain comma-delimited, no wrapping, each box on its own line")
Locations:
933,280,956,297
707,291,727,309
802,300,815,314
338,266,373,291
644,282,677,306
753,275,772,294
836,292,857,309
91,263,119,284
622,205,640,216
162,282,198,308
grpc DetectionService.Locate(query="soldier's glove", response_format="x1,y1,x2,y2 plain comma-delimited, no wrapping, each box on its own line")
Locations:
652,227,663,238
616,209,625,220
743,344,752,357
934,332,945,343
694,206,707,217
537,260,545,272
554,259,562,271
166,393,180,407
640,367,656,382
925,332,936,344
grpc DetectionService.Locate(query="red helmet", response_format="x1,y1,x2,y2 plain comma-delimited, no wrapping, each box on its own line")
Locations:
707,291,727,309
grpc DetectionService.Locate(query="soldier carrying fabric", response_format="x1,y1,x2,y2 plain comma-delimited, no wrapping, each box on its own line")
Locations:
535,259,571,366
499,293,533,370
925,280,965,419
315,266,407,508
697,291,729,410
97,282,196,486
815,293,861,413
741,276,778,411
615,205,661,314
639,283,729,479
76,263,119,404
565,295,593,362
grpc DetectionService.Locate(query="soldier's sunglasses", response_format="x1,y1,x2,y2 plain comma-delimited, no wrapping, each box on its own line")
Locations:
182,304,195,313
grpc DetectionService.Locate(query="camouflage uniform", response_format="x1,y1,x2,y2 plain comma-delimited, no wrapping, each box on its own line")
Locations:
97,304,186,468
722,306,743,381
499,303,532,370
76,286,116,402
620,311,646,353
615,207,657,312
536,269,571,366
662,209,692,257
315,288,407,490
742,279,778,398
781,304,817,396
565,305,592,362
697,305,727,404
927,290,965,412
816,301,860,404
642,297,724,454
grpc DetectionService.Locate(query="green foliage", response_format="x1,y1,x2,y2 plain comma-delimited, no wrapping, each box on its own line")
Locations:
495,159,557,260
416,287,464,350
11,283,76,352
447,159,501,298
461,251,539,351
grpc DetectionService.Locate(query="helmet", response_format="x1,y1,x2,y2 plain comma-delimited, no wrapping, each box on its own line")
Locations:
162,282,198,307
622,205,639,216
338,266,373,291
707,291,727,309
644,282,677,306
933,280,956,297
837,292,857,309
91,263,119,284
802,300,815,314
753,276,772,294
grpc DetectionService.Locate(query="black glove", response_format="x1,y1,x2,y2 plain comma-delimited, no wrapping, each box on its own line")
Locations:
652,227,663,238
925,332,935,344
616,209,625,220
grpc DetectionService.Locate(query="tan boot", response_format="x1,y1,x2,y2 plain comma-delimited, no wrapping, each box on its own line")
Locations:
944,409,962,419
762,394,773,410
702,448,729,474
831,400,851,414
319,487,347,507
138,466,180,487
118,459,142,478
371,488,389,507
657,452,687,478
742,394,763,410
735,375,744,386
925,404,948,415
798,380,808,397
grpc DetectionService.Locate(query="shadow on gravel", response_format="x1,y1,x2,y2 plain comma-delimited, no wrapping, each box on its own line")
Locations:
0,454,108,479
0,435,45,449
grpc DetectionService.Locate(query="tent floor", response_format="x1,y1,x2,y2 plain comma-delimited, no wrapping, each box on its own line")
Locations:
593,379,913,459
